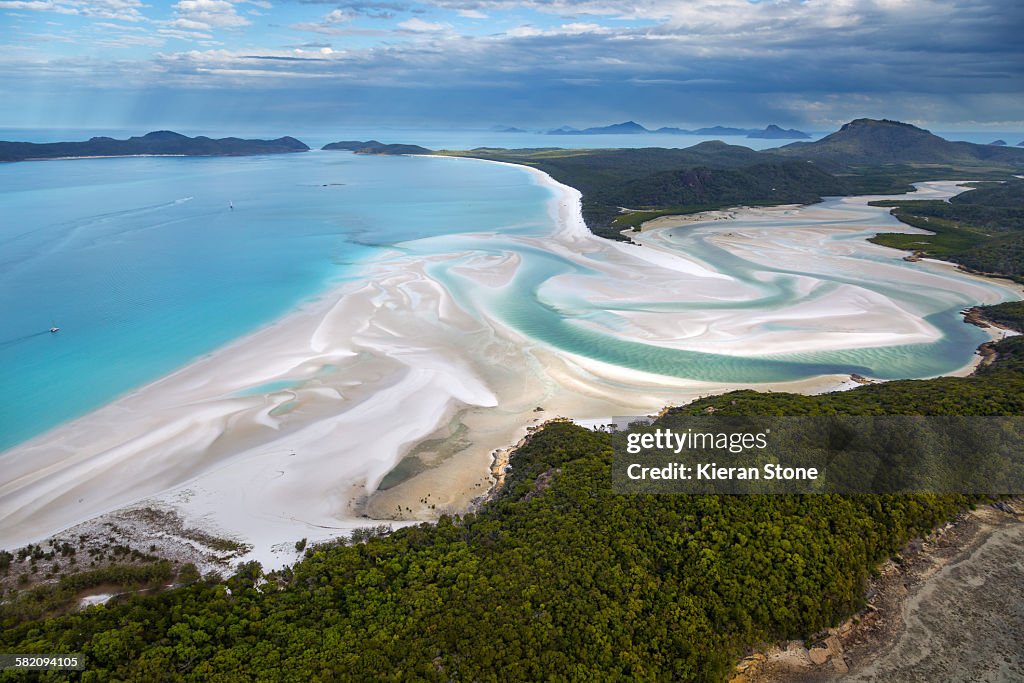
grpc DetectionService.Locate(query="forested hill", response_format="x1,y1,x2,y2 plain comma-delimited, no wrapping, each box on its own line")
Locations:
442,145,844,239
1,334,1023,681
868,178,1024,283
771,119,1024,168
0,131,310,162
322,140,431,155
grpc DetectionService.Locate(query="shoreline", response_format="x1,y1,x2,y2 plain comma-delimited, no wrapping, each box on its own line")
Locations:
2,164,1019,570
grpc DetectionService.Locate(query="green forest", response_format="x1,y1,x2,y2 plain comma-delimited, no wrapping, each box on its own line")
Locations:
869,179,1024,282
441,146,846,239
2,333,1022,681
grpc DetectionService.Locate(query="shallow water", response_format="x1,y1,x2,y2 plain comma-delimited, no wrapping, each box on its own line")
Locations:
0,153,1016,453
0,152,552,450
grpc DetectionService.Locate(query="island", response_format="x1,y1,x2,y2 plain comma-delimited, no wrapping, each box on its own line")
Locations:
746,124,812,139
546,121,811,139
0,130,310,163
547,121,650,135
321,140,432,155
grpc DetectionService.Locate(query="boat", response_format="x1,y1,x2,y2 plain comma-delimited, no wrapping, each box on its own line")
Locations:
49,327,60,333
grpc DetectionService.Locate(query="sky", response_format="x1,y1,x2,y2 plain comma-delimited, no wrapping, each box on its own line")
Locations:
1,0,1022,131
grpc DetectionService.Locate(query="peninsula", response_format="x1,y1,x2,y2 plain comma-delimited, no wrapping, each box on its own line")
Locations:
0,130,310,162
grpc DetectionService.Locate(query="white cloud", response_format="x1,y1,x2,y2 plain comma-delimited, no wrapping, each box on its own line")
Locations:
291,8,355,34
324,8,351,22
504,24,542,37
502,22,606,38
166,17,212,29
158,26,215,40
171,0,250,29
0,0,146,21
96,33,165,47
559,22,606,34
456,8,487,18
398,17,448,31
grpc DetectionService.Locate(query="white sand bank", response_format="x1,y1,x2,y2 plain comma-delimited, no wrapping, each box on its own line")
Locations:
1,170,1019,570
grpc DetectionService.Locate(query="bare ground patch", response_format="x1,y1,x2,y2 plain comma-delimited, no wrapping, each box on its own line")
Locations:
735,501,1024,682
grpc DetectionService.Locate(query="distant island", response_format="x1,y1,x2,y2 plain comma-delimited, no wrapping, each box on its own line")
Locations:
321,140,432,155
544,121,811,139
990,139,1007,146
0,130,310,163
747,124,812,139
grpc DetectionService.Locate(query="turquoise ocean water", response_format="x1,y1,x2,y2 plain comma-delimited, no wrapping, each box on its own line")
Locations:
0,149,1014,452
0,151,552,451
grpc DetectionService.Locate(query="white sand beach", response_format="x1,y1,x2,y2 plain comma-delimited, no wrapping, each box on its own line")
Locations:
0,167,1019,569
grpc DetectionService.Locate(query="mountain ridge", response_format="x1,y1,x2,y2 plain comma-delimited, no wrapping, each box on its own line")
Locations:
0,131,310,162
545,122,811,139
321,140,431,155
771,118,1024,167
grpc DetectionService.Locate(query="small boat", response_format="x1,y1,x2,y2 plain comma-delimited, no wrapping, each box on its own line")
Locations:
229,201,234,210
49,326,60,333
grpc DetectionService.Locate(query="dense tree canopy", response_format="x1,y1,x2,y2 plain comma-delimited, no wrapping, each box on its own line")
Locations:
1,338,1021,682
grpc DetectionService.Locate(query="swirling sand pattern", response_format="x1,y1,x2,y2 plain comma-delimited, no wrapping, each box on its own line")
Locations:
0,158,1018,567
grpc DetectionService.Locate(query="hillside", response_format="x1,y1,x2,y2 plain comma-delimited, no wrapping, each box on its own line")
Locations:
322,140,431,155
868,178,1024,282
0,131,310,162
444,119,1024,238
441,144,838,239
551,121,650,135
747,124,811,139
771,119,1024,168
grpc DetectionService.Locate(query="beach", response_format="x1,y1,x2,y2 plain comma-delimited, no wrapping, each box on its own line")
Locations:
1,163,1019,569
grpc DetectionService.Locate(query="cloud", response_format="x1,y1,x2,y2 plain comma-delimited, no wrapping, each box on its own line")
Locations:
397,17,447,31
96,33,166,47
285,0,409,17
1,0,1022,129
171,0,250,29
0,0,146,21
244,53,329,60
291,7,355,33
158,27,216,40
